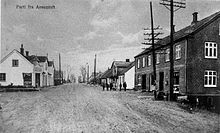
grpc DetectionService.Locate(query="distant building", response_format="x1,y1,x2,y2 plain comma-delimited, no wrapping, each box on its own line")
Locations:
0,44,55,87
101,59,135,90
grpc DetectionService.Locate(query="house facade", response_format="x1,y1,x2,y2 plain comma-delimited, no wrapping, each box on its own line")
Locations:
0,44,54,88
101,59,135,90
134,12,220,109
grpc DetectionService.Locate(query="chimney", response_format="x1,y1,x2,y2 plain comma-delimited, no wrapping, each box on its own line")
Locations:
25,51,29,57
191,12,198,25
20,44,24,55
126,59,130,62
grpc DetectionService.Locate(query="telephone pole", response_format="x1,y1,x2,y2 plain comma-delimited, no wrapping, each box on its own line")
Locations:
94,54,97,84
142,1,163,88
160,0,186,101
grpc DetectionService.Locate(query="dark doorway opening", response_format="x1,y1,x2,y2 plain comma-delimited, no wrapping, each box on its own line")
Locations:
159,72,164,91
142,74,146,91
35,73,40,87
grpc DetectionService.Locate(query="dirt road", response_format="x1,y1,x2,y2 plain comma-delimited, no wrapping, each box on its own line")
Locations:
0,84,219,133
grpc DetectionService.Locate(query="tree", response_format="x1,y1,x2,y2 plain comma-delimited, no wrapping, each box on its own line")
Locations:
80,65,87,83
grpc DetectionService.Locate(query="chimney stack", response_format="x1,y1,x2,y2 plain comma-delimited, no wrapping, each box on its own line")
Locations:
191,12,198,25
25,51,29,57
20,44,24,55
126,59,130,62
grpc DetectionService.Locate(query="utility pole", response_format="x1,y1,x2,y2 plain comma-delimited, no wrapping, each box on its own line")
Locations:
87,63,89,83
142,1,163,90
59,53,62,84
160,0,186,101
94,54,97,84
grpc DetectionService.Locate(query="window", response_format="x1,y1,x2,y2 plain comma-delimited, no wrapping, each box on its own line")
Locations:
156,53,160,64
174,72,180,85
12,59,19,67
142,57,145,67
204,70,217,87
148,55,151,66
0,73,6,81
175,45,181,59
137,59,140,69
205,42,217,58
165,48,170,62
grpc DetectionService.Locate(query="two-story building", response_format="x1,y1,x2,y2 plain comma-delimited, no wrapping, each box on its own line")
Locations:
134,11,220,110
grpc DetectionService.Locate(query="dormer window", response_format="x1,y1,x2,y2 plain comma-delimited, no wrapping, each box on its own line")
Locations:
205,42,217,59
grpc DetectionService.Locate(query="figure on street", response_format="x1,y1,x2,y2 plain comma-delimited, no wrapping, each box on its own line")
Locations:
123,81,127,91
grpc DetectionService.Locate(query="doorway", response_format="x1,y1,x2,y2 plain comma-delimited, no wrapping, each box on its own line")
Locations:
142,74,146,90
159,72,164,91
35,73,40,87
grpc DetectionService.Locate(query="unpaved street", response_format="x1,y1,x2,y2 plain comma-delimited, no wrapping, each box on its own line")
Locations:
0,84,219,133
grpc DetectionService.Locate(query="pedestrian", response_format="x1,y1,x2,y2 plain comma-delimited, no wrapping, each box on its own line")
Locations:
106,83,109,91
110,82,113,91
123,81,127,91
102,82,105,91
119,83,122,91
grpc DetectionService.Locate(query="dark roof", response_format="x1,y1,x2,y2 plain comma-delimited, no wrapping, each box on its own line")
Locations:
37,56,48,62
48,61,54,67
25,55,39,64
117,61,135,75
100,69,112,79
112,61,131,68
135,11,220,58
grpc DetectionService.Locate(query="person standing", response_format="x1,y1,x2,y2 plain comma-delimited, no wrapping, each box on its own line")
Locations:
123,81,127,91
102,82,105,91
119,83,122,91
106,83,109,91
110,82,113,91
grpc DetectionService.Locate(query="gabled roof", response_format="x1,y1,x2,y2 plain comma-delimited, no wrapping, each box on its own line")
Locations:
117,61,135,76
0,49,33,66
135,11,220,58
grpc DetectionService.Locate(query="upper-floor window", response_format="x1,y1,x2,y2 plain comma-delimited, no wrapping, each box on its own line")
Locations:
12,59,19,67
148,55,151,66
0,73,6,81
156,53,160,64
205,42,217,59
142,57,145,67
165,48,170,62
137,58,140,69
175,45,181,59
204,70,217,87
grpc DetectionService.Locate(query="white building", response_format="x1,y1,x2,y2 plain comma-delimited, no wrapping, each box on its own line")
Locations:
0,44,54,88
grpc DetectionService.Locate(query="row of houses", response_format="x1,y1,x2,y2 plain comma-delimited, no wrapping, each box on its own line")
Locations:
134,11,220,110
100,11,220,111
100,59,135,90
0,44,55,88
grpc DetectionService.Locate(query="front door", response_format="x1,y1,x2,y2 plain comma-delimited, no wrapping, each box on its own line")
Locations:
159,72,164,91
35,73,40,87
142,74,146,91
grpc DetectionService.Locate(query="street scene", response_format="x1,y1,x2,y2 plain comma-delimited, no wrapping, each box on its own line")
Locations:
1,0,220,132
0,83,219,133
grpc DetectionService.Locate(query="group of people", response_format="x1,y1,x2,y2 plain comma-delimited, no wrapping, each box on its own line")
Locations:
102,82,127,91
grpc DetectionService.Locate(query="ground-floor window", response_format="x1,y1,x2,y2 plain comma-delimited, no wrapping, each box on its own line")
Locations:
0,73,6,81
204,70,217,87
23,73,32,86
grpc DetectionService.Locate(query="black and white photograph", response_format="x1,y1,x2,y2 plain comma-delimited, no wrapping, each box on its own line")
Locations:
0,0,220,132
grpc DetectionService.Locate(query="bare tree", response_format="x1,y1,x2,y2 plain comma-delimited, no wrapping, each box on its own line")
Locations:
80,65,87,83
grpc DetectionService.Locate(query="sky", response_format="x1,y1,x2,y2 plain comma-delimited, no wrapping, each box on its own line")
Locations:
1,0,220,78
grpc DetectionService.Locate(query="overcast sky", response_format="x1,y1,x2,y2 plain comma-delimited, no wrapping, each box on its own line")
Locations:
1,0,220,78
